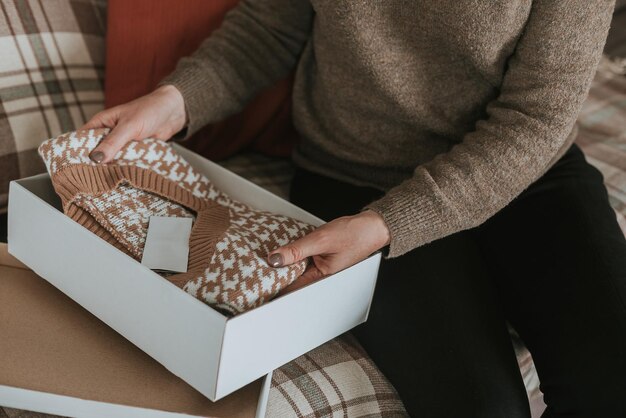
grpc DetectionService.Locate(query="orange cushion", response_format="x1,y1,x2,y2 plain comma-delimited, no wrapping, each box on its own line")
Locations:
104,0,297,160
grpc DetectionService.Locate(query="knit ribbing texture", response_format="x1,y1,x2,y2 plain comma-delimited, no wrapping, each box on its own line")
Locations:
39,128,315,315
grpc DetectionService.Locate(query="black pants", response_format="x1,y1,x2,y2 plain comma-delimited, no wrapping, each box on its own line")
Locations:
289,144,626,418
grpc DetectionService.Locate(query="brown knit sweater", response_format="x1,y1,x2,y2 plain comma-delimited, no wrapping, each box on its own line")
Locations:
161,0,614,257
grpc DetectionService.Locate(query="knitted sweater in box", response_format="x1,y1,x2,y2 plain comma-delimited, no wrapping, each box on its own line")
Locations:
38,129,315,315
160,0,614,257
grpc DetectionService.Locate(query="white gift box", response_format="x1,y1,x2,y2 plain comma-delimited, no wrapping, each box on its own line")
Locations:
7,144,381,402
0,243,271,418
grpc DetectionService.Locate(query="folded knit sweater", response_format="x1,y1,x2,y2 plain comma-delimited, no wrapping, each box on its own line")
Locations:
39,129,315,314
161,0,614,257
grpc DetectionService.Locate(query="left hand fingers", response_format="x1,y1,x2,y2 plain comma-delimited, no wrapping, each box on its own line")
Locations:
270,210,390,294
267,228,333,268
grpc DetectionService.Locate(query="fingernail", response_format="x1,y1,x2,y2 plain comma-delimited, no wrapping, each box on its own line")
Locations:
269,253,283,268
90,151,104,164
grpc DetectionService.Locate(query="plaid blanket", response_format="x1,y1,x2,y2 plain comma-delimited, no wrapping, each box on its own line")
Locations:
0,0,106,213
268,334,408,418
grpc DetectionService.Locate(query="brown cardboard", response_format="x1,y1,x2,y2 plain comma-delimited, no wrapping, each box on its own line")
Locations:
0,243,26,269
0,244,261,417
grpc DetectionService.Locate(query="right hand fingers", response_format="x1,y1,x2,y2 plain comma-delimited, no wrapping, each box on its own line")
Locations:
89,123,135,164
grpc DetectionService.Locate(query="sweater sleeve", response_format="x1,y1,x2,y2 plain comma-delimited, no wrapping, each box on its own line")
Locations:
365,0,614,258
159,0,314,137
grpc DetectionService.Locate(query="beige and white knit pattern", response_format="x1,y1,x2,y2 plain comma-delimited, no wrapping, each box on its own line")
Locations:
73,186,194,259
39,128,315,314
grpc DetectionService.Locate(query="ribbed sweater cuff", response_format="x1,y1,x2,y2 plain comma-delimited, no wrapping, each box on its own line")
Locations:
363,179,461,258
158,65,217,139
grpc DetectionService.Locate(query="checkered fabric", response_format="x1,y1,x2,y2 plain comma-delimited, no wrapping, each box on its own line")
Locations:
267,333,408,418
0,0,106,213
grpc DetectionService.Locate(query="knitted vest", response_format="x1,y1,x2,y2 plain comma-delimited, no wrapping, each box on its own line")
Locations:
38,128,315,315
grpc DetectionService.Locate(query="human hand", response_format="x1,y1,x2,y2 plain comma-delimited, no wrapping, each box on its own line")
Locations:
81,85,187,164
270,210,391,295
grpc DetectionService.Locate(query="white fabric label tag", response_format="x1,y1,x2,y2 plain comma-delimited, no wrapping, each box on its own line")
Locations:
141,216,193,273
